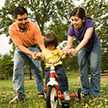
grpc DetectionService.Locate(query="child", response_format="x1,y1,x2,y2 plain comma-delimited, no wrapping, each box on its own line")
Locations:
36,32,70,100
65,7,101,97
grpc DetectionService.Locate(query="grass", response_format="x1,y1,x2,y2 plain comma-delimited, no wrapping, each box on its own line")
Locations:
0,72,108,108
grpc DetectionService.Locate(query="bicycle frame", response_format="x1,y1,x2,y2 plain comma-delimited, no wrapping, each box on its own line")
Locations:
47,66,58,86
44,49,81,108
47,65,64,100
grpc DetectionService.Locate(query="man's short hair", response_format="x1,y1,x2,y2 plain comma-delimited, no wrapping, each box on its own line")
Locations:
13,6,28,18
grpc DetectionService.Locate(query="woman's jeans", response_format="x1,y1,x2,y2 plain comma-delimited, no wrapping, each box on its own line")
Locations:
12,47,44,97
77,38,101,96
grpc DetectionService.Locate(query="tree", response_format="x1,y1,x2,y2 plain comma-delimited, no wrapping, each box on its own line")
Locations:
0,0,74,35
84,0,108,70
0,0,107,71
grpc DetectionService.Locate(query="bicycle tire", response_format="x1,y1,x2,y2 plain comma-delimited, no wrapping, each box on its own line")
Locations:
46,86,58,108
62,101,70,108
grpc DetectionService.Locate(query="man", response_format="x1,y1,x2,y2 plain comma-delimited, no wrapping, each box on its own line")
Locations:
9,6,45,103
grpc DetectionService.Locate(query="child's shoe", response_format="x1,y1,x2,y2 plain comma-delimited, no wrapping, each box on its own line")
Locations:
63,91,70,101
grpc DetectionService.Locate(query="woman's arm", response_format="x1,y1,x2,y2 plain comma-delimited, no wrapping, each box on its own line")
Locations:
63,35,74,54
75,27,93,52
71,27,93,56
66,35,74,49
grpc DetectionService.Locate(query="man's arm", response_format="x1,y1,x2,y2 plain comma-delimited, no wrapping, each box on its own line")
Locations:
17,45,35,57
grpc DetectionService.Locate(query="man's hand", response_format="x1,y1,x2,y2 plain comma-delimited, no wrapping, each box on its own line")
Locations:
36,52,42,60
31,52,37,59
31,52,42,60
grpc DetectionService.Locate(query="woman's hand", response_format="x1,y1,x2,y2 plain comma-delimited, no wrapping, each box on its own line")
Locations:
70,48,78,56
63,46,71,54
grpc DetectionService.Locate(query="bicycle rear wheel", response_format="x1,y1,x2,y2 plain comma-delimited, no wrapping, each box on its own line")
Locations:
46,86,58,108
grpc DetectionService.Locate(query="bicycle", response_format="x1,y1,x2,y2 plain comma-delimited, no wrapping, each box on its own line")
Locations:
44,53,81,108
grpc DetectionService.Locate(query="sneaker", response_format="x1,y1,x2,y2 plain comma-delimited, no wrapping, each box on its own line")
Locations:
9,95,24,104
63,91,70,101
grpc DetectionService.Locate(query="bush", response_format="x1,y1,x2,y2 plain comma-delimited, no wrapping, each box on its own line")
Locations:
0,55,13,80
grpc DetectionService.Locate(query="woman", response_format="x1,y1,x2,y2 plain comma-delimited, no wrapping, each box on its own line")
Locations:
65,7,101,97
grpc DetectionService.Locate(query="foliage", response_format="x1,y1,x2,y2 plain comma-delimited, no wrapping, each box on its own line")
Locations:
28,0,74,34
84,0,108,70
48,21,68,41
0,0,74,34
0,0,108,73
0,55,13,80
63,56,78,72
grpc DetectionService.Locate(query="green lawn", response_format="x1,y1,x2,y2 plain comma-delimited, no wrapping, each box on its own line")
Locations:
0,72,108,108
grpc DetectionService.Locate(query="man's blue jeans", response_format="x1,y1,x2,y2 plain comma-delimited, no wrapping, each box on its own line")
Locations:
12,47,43,96
77,38,101,96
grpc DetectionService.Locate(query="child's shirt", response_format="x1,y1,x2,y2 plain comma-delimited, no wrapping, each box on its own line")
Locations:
42,48,65,68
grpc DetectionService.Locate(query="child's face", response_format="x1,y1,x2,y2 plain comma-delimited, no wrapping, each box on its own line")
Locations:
70,16,84,29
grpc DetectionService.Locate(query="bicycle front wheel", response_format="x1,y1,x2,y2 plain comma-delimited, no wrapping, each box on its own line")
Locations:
46,86,58,108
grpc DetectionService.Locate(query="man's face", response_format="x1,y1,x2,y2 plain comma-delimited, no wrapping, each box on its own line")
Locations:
15,13,28,30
